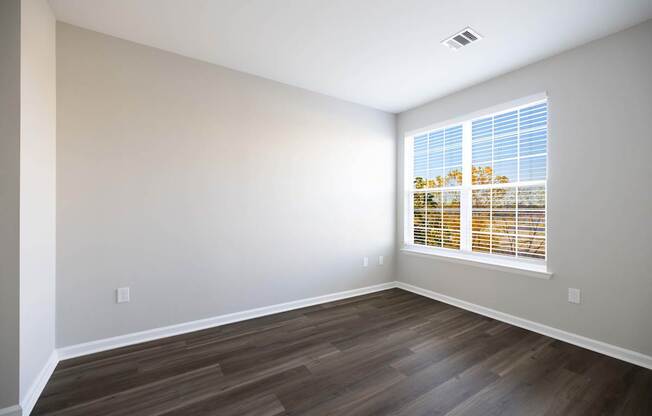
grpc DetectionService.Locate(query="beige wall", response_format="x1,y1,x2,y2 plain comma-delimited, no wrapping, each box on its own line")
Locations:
396,20,652,356
0,0,22,410
19,0,57,403
56,23,396,347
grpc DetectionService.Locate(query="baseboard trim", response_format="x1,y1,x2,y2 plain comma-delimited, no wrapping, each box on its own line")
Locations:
26,279,651,415
20,349,58,416
395,281,652,370
0,405,21,416
58,282,395,361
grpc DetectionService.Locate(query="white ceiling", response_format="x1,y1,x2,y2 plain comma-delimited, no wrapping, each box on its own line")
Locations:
48,0,652,113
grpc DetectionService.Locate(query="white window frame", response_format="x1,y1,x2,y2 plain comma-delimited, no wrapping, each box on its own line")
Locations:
402,93,551,278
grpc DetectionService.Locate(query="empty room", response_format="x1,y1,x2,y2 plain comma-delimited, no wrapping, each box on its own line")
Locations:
2,0,652,415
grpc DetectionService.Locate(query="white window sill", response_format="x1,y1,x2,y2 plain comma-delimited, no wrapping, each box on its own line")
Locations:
400,245,552,279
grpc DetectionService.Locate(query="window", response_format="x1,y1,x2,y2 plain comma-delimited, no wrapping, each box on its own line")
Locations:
404,97,548,267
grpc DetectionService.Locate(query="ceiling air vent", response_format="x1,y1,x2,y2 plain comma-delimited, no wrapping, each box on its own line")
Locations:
441,27,483,51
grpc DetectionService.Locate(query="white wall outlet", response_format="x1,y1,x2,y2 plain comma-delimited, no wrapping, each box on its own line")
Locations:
378,255,384,265
117,287,130,304
363,257,369,267
568,288,581,304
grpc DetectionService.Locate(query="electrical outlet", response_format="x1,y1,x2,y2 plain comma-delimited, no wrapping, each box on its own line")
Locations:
568,288,581,304
117,287,130,304
378,255,384,265
363,257,369,267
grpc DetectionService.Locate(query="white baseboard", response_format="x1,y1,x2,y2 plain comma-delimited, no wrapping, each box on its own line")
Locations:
20,279,651,416
0,405,21,416
395,281,652,370
57,280,652,370
20,350,59,416
58,282,395,361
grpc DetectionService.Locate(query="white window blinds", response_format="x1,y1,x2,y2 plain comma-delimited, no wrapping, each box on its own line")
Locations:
412,126,463,249
406,99,548,262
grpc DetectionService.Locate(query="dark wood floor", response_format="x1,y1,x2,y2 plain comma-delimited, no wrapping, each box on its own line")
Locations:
34,289,651,415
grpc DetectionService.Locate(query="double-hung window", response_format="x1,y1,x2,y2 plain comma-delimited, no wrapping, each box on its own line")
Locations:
404,96,548,272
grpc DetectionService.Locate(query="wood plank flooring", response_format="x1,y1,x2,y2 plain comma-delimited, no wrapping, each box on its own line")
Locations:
33,289,652,415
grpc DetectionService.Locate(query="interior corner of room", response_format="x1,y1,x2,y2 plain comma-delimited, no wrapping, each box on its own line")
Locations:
1,0,651,415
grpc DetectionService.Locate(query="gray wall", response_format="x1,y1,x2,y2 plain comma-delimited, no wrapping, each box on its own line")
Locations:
0,0,21,409
19,0,57,402
56,24,396,347
396,20,652,356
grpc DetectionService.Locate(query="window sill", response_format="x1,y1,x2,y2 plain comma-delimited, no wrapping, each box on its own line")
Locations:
400,245,552,279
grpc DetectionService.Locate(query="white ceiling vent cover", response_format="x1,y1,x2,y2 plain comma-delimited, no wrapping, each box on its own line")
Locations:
441,27,483,51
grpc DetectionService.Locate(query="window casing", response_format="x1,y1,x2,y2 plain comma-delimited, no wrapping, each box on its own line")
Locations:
404,97,548,266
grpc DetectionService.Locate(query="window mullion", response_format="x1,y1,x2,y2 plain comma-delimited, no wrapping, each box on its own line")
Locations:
516,105,521,257
460,121,472,252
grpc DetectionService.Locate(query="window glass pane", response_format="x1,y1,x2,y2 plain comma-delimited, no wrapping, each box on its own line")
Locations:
413,125,463,190
518,186,545,209
518,211,545,236
426,210,442,229
445,146,462,167
443,190,461,233
428,143,443,169
427,130,444,188
471,187,491,246
472,211,490,233
472,140,492,164
472,117,492,140
445,126,463,167
472,165,492,185
492,234,516,256
414,228,426,245
492,211,516,234
472,189,491,209
519,155,546,181
427,229,442,247
427,168,444,188
491,187,516,209
413,193,426,209
493,159,517,184
427,191,443,229
411,188,461,250
472,117,492,185
491,187,516,243
472,233,491,253
520,130,546,156
428,130,445,151
517,186,546,239
443,191,461,250
443,231,460,249
442,191,461,250
520,103,547,131
426,191,442,209
493,135,517,160
494,110,517,137
443,211,460,231
413,210,425,228
413,134,427,189
443,191,460,208
444,167,463,186
517,236,545,259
